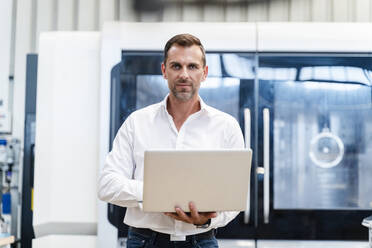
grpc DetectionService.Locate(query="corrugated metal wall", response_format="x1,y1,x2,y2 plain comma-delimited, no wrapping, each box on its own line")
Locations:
4,0,372,139
14,0,372,53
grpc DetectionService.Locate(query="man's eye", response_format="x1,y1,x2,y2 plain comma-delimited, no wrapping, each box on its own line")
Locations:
172,64,181,70
189,65,197,69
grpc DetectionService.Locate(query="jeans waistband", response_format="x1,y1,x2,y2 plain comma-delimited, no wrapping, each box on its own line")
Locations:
129,226,216,241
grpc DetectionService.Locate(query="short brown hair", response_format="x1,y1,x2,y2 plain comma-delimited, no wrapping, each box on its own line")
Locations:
163,34,206,67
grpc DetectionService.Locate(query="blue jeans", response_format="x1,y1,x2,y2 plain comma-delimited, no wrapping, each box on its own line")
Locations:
127,228,219,248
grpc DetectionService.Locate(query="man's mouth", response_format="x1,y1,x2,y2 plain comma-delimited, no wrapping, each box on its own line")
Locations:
176,81,192,86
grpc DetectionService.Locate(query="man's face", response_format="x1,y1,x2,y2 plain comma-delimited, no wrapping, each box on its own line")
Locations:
161,45,208,102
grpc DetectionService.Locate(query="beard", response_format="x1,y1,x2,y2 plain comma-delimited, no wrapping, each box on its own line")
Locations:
170,79,197,102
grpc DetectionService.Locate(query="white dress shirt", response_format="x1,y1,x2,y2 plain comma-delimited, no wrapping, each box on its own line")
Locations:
98,94,245,240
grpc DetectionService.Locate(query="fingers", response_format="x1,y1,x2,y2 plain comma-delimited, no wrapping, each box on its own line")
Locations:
175,207,193,223
164,203,218,225
200,211,217,219
164,207,193,223
164,212,184,221
190,202,217,219
189,202,217,224
189,202,200,220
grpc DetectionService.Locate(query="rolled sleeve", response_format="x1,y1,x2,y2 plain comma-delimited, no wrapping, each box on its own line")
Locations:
97,115,143,208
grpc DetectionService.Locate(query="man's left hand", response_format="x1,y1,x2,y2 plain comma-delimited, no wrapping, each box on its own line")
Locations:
165,202,217,225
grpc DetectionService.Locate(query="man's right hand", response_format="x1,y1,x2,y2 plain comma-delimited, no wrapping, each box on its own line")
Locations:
164,202,217,225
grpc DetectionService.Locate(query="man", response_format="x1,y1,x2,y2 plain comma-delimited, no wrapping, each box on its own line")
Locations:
98,34,244,248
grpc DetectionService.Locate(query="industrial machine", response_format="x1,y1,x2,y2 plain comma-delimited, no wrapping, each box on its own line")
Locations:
99,22,372,248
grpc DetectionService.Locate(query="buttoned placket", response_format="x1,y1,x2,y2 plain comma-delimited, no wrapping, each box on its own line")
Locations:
164,107,203,241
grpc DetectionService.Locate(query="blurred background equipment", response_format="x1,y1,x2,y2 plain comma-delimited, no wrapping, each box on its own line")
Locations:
0,137,20,246
20,54,38,248
309,127,344,169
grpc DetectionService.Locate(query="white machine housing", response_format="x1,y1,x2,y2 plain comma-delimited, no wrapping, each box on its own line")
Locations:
33,32,100,247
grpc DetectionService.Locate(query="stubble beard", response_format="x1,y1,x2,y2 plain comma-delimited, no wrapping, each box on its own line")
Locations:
171,81,197,102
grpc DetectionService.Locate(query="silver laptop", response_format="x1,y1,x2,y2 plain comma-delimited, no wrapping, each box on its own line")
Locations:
143,149,252,212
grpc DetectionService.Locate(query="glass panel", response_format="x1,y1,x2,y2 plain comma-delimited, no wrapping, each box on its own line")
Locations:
260,56,372,210
135,76,241,120
136,75,168,108
118,52,255,125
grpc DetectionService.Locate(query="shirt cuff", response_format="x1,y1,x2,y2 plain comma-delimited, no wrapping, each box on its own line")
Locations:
209,211,224,228
134,180,144,201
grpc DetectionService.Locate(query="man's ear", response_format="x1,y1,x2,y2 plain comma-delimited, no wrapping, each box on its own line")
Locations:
202,65,208,81
161,63,167,79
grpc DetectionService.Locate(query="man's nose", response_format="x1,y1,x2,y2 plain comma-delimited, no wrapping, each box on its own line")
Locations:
179,67,189,79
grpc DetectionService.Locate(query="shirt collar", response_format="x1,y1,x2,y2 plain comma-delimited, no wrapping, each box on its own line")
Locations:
161,94,208,113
